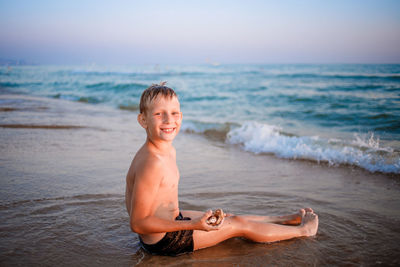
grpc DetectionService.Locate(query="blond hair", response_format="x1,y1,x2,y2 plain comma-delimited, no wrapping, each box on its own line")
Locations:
139,82,177,114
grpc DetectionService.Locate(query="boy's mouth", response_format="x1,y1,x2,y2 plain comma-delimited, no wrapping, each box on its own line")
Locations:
161,127,175,134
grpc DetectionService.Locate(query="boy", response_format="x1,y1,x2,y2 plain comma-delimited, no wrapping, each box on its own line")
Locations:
125,82,318,256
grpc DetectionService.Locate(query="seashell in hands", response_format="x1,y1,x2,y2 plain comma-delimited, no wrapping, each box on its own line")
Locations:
206,208,224,226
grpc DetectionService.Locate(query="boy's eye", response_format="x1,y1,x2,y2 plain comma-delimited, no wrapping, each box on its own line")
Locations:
154,113,161,116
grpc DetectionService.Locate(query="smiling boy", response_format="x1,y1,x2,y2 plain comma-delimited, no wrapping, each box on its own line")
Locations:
125,82,318,256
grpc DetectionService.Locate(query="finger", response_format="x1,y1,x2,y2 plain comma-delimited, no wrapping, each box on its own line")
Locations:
305,207,313,213
208,225,221,231
220,216,225,226
214,222,223,230
205,210,213,218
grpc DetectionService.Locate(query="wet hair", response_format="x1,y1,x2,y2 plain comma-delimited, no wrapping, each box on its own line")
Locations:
139,81,177,114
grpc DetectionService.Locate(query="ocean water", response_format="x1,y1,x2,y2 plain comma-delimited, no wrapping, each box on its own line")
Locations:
1,64,399,173
1,66,400,266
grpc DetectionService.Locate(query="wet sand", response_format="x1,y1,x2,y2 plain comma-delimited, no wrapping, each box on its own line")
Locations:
1,95,399,266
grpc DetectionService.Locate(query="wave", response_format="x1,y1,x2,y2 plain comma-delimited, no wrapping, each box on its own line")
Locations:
183,95,230,102
52,93,104,104
85,82,146,91
63,69,211,77
0,81,42,87
181,120,236,141
0,82,21,87
182,119,400,174
78,96,103,104
118,103,139,111
63,70,134,76
227,122,399,174
275,73,400,81
316,84,393,93
0,124,87,130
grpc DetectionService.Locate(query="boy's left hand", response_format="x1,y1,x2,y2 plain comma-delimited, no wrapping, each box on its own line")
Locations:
197,210,224,231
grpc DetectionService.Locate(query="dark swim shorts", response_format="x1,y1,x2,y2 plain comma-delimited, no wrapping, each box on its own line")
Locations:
139,212,194,256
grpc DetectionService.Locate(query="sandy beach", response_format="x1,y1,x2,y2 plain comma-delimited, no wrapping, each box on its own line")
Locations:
0,94,399,266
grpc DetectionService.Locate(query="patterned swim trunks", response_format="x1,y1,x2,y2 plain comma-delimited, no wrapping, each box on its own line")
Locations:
139,212,194,256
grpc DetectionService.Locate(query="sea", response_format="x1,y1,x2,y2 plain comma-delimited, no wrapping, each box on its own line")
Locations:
1,64,400,266
1,64,399,174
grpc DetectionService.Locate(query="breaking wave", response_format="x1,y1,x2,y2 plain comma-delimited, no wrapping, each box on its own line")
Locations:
182,120,399,174
227,122,399,174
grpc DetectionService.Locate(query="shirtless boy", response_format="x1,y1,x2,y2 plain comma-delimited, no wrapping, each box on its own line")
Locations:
125,82,318,256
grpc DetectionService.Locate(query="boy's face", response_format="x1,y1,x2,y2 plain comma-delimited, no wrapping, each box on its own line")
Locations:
138,95,182,143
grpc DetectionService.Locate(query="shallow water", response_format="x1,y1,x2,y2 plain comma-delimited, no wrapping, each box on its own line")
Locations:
1,95,400,266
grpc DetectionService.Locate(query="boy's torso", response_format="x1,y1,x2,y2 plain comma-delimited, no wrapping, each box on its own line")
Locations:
126,144,180,244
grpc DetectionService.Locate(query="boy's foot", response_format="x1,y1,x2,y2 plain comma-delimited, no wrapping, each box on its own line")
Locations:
301,211,319,236
304,207,313,213
283,208,313,225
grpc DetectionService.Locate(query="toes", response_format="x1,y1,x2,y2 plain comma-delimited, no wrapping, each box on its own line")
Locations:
309,213,318,221
305,207,313,213
299,209,306,217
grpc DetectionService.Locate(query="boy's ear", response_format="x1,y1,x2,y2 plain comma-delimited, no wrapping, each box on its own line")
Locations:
137,113,147,129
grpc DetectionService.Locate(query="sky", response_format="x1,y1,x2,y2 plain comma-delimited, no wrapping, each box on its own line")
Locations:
0,0,399,64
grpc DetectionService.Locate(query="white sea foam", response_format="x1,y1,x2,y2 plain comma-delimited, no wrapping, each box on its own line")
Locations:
227,121,400,174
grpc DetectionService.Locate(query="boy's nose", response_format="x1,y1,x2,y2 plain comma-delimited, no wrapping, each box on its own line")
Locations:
162,113,171,123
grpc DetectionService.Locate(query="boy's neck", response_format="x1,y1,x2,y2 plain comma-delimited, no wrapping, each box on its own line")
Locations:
146,138,174,155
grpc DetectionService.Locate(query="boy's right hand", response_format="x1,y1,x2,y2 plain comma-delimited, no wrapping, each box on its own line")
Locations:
195,210,224,231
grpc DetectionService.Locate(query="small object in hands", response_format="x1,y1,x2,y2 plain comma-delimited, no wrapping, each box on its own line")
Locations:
207,208,224,226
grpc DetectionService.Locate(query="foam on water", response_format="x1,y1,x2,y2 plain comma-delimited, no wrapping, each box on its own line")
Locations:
227,121,400,174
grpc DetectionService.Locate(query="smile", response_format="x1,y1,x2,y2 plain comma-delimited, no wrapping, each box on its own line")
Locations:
161,128,175,133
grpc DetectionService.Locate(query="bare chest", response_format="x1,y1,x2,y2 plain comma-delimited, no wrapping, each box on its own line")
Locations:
152,165,180,217
158,165,179,196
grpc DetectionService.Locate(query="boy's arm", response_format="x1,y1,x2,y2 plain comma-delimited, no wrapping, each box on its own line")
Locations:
129,160,218,234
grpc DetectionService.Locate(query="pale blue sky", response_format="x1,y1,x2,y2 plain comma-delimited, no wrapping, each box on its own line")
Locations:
0,0,399,64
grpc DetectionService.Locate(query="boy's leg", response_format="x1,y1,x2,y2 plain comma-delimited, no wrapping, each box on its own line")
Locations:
192,211,318,251
239,208,314,225
181,208,313,225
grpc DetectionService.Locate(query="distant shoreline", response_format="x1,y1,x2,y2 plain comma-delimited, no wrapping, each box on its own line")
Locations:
0,58,38,66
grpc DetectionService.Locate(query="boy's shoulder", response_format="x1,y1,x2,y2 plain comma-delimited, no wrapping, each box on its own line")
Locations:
130,144,166,179
135,142,176,164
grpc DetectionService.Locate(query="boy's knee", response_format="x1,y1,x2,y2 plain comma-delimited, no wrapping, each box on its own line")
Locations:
230,215,248,227
227,215,251,235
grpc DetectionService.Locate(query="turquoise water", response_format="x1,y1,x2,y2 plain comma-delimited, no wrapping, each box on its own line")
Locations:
1,64,399,173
